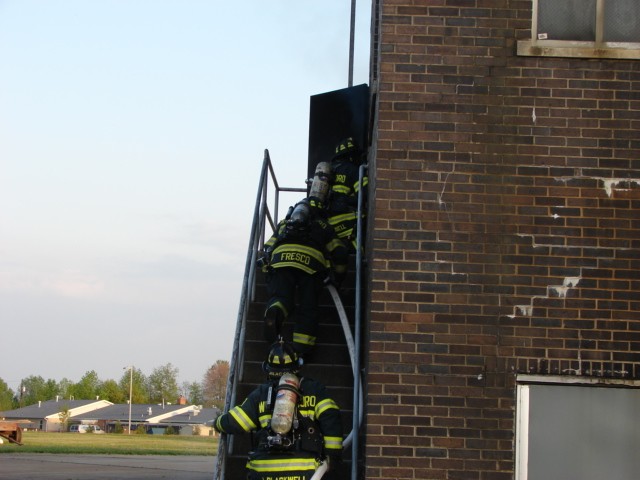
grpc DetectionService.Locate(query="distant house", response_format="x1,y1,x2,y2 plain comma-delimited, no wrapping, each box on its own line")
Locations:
0,398,113,432
72,403,218,435
1,400,220,435
159,407,220,436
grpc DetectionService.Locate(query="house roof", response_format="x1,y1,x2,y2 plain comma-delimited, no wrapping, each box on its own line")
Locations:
72,403,195,423
162,407,220,425
1,401,219,426
0,399,111,420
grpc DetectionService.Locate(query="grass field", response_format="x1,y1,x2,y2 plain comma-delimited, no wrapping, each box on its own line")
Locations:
0,431,218,456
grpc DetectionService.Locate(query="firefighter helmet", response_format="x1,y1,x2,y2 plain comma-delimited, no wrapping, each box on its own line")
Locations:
334,137,359,160
263,340,302,378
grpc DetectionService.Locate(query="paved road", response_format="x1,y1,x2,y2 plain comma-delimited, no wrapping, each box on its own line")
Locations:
0,454,216,479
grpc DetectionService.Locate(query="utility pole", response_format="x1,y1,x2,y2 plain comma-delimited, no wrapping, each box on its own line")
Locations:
124,366,133,434
348,0,356,87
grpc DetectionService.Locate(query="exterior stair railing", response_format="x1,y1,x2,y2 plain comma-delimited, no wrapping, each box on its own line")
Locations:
215,150,305,480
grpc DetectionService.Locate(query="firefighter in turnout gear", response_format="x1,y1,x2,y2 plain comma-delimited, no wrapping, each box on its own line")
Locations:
260,198,348,355
327,137,368,252
214,341,343,480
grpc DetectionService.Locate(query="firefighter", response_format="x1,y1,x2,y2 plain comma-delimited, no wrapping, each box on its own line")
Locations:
326,137,368,252
214,340,343,480
260,198,348,355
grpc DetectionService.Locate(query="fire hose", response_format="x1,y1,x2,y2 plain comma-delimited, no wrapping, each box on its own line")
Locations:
309,457,329,480
326,283,363,449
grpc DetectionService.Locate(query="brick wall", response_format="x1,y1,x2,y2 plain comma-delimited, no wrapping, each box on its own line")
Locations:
365,0,640,479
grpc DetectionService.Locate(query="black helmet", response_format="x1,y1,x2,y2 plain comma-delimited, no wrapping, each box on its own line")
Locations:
333,137,358,160
263,340,302,378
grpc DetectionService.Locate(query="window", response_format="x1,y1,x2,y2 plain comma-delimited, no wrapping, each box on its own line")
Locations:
515,375,640,480
518,0,640,59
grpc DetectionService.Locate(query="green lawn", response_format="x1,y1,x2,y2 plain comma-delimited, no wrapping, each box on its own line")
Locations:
0,431,218,455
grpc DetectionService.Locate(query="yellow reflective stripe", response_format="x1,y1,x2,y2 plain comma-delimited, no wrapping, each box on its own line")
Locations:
269,301,289,317
328,212,357,225
298,408,315,420
324,435,343,450
293,332,316,346
229,406,256,432
264,222,287,249
353,177,368,192
337,227,354,239
328,213,356,240
316,398,339,417
247,457,318,472
332,185,351,195
326,237,345,253
258,413,271,428
272,262,315,275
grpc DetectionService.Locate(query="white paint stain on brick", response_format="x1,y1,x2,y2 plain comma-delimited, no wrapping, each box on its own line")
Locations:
563,277,580,288
517,234,544,248
512,277,582,315
599,178,640,197
552,277,581,298
517,305,533,316
512,296,544,317
551,286,569,297
438,170,452,206
555,176,640,198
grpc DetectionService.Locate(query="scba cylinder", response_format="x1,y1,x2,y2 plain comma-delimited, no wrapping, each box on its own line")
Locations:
270,373,300,434
309,162,332,205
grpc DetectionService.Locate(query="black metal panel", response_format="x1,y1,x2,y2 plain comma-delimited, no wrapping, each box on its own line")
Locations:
307,84,369,180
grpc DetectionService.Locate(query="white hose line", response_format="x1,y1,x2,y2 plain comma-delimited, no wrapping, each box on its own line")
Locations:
326,284,363,449
309,458,329,480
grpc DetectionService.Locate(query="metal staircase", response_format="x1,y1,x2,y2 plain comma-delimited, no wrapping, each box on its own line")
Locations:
215,150,365,480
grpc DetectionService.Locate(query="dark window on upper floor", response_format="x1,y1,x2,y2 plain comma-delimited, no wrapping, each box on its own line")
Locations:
518,0,640,59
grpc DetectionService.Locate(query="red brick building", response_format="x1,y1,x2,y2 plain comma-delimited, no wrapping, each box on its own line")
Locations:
363,1,640,478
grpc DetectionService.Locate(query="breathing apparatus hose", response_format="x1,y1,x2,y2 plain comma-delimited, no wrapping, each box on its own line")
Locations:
326,283,363,449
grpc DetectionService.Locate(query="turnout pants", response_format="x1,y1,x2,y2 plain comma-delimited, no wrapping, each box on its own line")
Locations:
265,267,324,354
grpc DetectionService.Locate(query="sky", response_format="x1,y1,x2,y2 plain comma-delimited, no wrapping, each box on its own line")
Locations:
0,0,371,393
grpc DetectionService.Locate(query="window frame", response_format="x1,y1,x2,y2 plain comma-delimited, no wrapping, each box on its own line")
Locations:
517,0,640,59
515,374,640,480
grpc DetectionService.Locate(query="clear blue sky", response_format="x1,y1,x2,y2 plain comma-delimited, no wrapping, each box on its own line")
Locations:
0,0,371,393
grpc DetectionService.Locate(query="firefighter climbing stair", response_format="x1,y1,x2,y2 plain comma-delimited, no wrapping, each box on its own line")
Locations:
215,150,364,480
223,259,359,479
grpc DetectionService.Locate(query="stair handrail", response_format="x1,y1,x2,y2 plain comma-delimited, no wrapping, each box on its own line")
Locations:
215,149,306,480
351,162,367,480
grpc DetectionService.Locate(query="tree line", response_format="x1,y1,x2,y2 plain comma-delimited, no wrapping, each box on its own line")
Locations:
0,360,229,412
